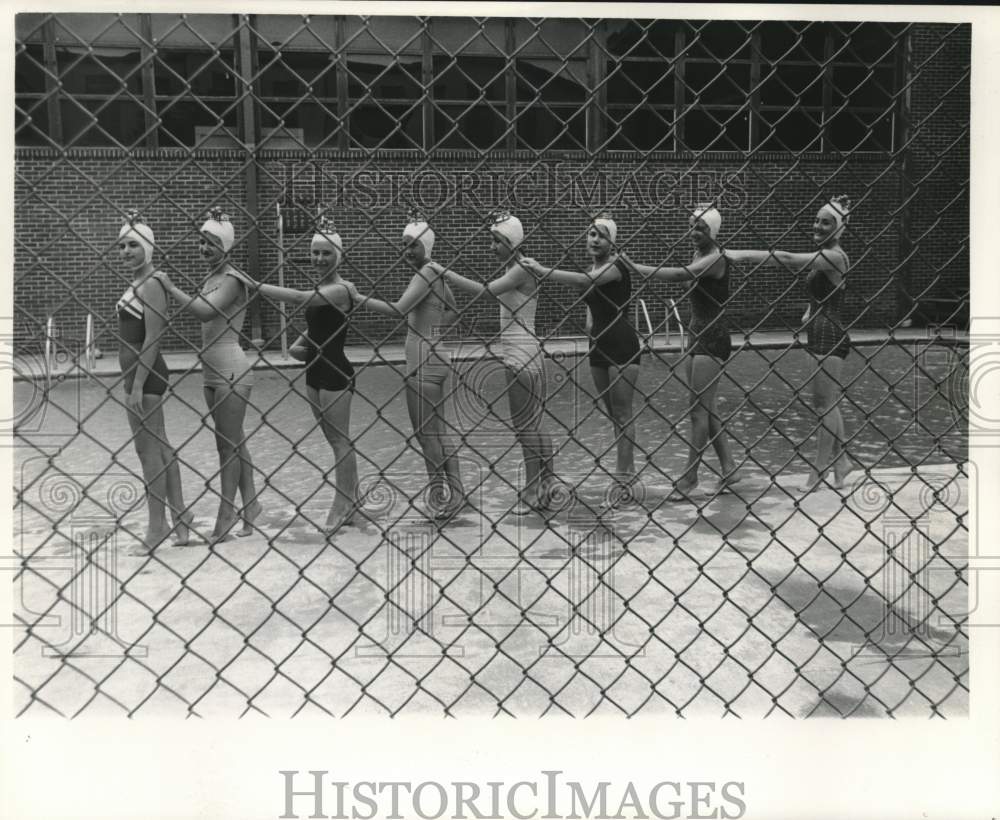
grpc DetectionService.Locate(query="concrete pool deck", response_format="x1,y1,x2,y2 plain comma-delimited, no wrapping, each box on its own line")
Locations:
11,328,969,717
13,462,968,718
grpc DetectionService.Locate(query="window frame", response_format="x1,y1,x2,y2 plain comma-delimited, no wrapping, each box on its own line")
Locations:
14,14,905,155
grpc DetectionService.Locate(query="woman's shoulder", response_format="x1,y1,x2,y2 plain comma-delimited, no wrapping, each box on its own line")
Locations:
833,245,850,270
816,245,849,276
317,278,354,302
591,256,626,282
135,274,168,299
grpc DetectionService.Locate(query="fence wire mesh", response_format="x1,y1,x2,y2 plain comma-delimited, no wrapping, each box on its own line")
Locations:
12,14,970,717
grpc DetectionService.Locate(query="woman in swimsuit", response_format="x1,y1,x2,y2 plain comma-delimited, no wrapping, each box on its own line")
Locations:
427,210,557,514
686,196,853,492
155,208,261,540
623,205,740,501
351,213,465,520
115,211,191,553
235,213,359,535
520,214,642,495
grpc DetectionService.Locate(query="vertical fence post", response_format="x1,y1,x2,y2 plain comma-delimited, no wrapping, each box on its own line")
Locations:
587,19,606,154
822,29,834,151
421,17,434,150
277,203,288,359
673,26,686,149
44,315,54,383
505,19,517,152
139,14,159,150
41,16,62,145
749,27,762,149
336,15,349,152
236,14,264,347
896,27,916,326
84,313,94,372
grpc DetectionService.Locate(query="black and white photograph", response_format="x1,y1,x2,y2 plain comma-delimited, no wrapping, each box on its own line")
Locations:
2,2,997,817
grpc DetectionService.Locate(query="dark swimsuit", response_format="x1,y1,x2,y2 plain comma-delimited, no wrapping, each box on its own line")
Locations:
805,250,850,360
116,281,170,396
687,254,733,361
304,292,355,392
585,258,642,368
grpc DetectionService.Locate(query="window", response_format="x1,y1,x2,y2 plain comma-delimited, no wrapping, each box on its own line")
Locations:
347,57,423,149
15,43,50,145
257,48,338,148
682,59,752,150
603,19,903,153
154,49,239,147
756,22,826,152
515,59,587,150
13,15,905,154
56,46,146,147
432,55,506,150
606,21,678,150
829,24,899,151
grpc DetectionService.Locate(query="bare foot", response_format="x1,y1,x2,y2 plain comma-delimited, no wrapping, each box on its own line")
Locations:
211,507,239,544
510,493,542,516
833,456,852,490
172,510,194,546
129,526,171,556
324,506,356,535
238,500,263,537
668,480,699,502
800,471,828,494
712,469,744,495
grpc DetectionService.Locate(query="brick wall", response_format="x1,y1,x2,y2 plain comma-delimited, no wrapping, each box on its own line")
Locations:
13,22,969,354
903,23,970,323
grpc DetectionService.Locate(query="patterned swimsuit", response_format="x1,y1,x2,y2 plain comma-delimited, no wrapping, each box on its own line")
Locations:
687,255,733,361
804,249,850,360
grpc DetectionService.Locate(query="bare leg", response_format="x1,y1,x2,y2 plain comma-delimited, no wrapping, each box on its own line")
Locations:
678,354,738,494
141,394,191,544
205,386,251,540
230,386,261,536
803,356,846,492
405,373,464,516
590,364,640,482
308,385,359,532
125,400,171,551
590,365,614,481
506,365,554,507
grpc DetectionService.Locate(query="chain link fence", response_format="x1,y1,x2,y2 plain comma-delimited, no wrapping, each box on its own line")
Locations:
12,14,970,717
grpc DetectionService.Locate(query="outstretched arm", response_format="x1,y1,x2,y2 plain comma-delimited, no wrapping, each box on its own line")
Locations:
355,266,434,317
434,261,530,298
770,248,847,275
155,270,245,322
254,280,351,310
721,248,845,275
446,271,486,297
622,251,726,282
519,256,620,287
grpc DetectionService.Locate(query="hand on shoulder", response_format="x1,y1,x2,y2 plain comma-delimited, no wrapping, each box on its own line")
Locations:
227,267,257,289
518,257,545,277
340,280,360,301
